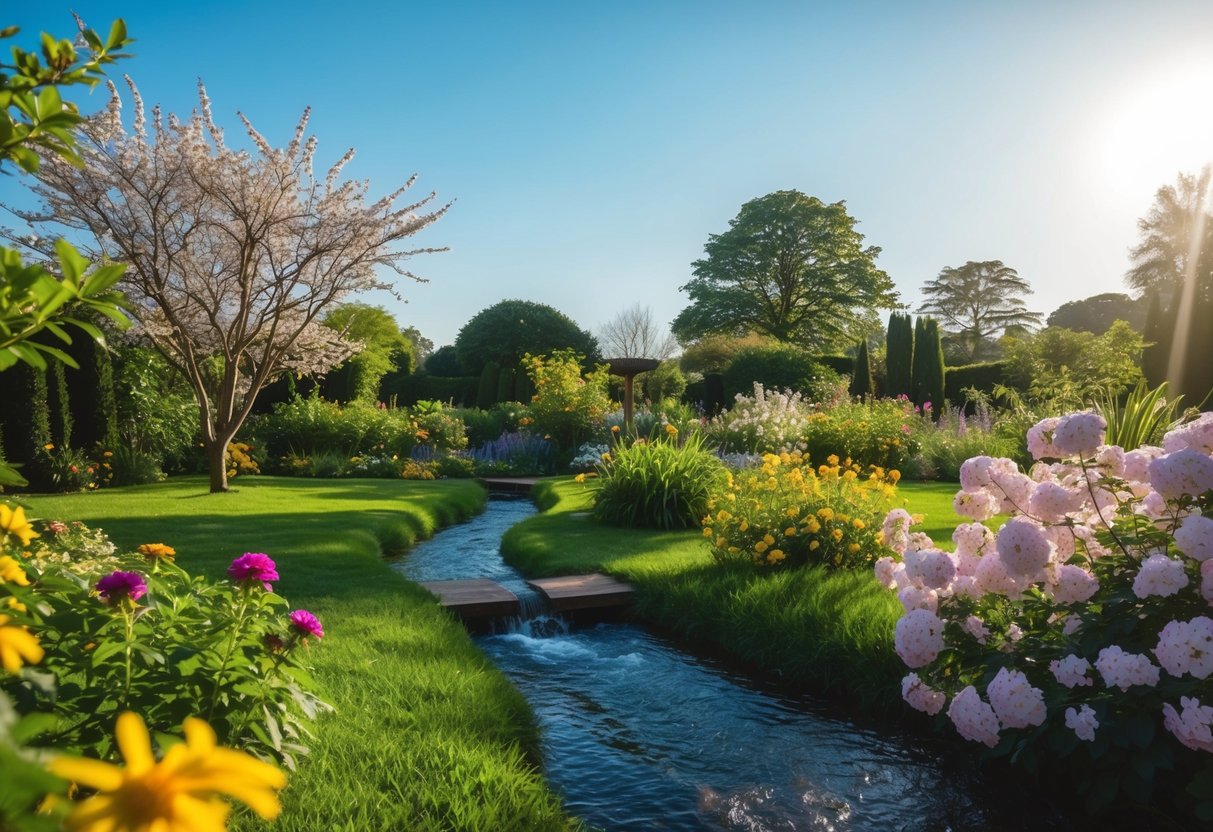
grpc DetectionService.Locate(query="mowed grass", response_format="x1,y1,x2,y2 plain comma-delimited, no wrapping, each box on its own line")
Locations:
502,478,971,711
23,476,577,832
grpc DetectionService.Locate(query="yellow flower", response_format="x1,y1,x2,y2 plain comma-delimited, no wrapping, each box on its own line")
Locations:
816,508,834,521
665,424,678,437
6,596,27,613
848,543,861,553
138,543,177,561
762,533,775,546
767,549,785,563
738,519,749,532
727,546,740,554
51,712,286,832
611,425,621,433
754,540,769,554
601,452,611,462
0,615,43,673
852,519,866,530
832,528,844,542
0,505,39,547
804,517,821,534
0,555,30,586
784,527,796,536
890,470,902,483
103,451,114,458
715,536,727,548
702,527,713,537
44,443,55,451
809,540,820,551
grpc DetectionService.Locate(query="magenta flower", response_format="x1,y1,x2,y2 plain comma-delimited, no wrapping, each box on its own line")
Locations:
289,609,324,640
227,553,279,591
96,571,148,604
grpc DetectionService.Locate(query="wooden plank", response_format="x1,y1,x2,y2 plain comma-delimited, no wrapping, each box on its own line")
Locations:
419,579,519,619
526,573,634,613
477,477,541,493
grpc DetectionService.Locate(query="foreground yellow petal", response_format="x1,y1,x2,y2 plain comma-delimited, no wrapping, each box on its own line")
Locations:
0,616,43,673
0,555,30,586
0,504,39,547
51,712,286,832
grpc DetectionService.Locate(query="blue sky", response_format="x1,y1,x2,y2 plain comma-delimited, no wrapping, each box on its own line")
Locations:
7,1,1213,349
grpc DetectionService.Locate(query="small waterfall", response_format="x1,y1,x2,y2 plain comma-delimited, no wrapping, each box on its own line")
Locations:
500,584,569,638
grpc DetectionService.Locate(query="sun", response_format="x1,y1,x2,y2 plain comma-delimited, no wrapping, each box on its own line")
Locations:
1096,54,1213,197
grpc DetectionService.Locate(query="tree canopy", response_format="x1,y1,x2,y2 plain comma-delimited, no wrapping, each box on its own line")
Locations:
1046,293,1146,334
1126,166,1213,303
917,260,1041,362
1003,321,1145,408
321,303,415,402
454,299,598,375
671,190,897,351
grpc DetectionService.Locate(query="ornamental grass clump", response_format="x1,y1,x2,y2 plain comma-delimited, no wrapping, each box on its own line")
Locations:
875,410,1213,818
592,432,727,530
704,451,898,569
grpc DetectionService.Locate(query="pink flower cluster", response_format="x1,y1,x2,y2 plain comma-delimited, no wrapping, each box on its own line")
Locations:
1154,616,1213,679
1162,697,1213,752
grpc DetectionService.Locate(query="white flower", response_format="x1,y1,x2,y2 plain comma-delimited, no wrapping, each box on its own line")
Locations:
1050,654,1093,688
1148,449,1213,500
1163,413,1213,456
996,518,1052,578
1162,697,1213,753
1154,617,1213,680
947,685,1001,747
901,673,945,715
1132,553,1190,599
962,615,991,644
1176,514,1213,562
1065,705,1099,742
987,667,1046,729
1047,563,1099,604
894,609,946,668
1026,417,1063,461
1051,411,1107,457
1094,645,1161,690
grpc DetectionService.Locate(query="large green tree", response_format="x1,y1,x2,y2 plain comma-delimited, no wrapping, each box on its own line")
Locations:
1126,166,1213,303
671,190,897,351
321,303,415,402
454,299,598,375
917,260,1041,362
1046,292,1146,333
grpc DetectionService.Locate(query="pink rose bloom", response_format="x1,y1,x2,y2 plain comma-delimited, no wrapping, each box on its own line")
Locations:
1163,413,1213,455
1132,553,1189,599
975,550,1029,597
898,585,939,615
1123,445,1164,488
962,615,990,644
1094,445,1126,477
954,489,999,521
1176,514,1213,562
947,686,1001,747
905,548,956,591
894,609,946,668
1148,449,1213,500
1050,654,1093,688
228,552,279,591
1029,481,1081,522
874,556,898,589
952,522,994,559
1052,411,1107,457
1162,697,1213,753
901,673,945,715
1154,617,1213,680
1095,645,1161,690
990,470,1035,515
987,667,1046,729
959,456,997,492
1047,563,1099,604
996,518,1052,578
881,509,913,555
1065,705,1099,742
1026,417,1063,461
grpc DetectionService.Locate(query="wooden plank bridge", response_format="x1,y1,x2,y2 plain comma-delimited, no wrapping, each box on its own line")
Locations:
419,573,634,621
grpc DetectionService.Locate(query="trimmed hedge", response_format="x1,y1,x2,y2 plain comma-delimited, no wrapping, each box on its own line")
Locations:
722,345,842,402
814,354,853,377
391,373,478,407
944,360,1007,404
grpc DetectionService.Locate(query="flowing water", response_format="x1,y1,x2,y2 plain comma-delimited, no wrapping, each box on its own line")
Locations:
393,498,1066,831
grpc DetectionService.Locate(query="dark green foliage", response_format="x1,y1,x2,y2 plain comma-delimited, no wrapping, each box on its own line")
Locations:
638,360,687,403
703,373,725,414
0,364,43,474
918,260,1041,362
849,341,873,398
391,373,478,407
885,312,914,397
671,190,898,350
814,354,854,376
477,361,501,410
1174,293,1213,408
321,304,415,403
592,434,728,530
944,361,1008,404
721,344,843,402
911,317,945,412
682,377,707,407
1047,292,1147,333
514,366,536,404
423,345,462,376
48,359,72,449
63,332,118,449
455,300,599,376
496,365,516,403
1141,291,1168,387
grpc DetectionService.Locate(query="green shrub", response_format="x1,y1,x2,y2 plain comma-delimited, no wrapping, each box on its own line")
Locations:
800,399,916,470
520,350,612,451
390,373,478,407
477,361,500,409
944,361,1007,404
885,312,914,398
432,454,475,479
848,341,873,398
722,344,844,403
109,446,165,486
814,354,854,377
592,433,727,530
905,405,1019,480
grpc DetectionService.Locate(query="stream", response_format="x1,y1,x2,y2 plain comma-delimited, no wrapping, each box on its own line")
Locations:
392,497,1067,832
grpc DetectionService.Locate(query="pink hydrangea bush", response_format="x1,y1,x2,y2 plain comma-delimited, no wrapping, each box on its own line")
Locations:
875,410,1213,813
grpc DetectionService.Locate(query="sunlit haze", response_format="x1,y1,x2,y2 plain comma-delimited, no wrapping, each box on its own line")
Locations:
5,0,1213,347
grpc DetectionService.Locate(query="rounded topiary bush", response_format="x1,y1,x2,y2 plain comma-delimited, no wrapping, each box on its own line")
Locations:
722,344,843,403
592,432,727,530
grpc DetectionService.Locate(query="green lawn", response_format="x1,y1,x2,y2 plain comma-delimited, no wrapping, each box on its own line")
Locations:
502,478,970,711
23,476,577,832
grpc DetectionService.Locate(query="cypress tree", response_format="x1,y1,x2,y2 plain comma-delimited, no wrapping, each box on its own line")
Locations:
1140,291,1169,388
886,312,914,397
849,340,874,399
48,360,72,450
515,365,536,404
476,361,500,409
922,318,946,417
496,366,516,403
910,316,928,404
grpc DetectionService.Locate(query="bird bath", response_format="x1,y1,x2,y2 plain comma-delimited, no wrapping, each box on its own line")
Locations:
605,357,661,433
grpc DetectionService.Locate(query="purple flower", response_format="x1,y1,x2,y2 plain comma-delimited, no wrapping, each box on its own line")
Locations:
96,571,148,604
227,553,279,591
288,609,324,640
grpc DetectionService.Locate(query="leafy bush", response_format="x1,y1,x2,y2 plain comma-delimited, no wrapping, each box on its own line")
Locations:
874,411,1213,818
113,345,198,473
704,451,897,569
945,361,1008,405
108,446,165,486
904,402,1019,481
709,384,817,454
800,399,916,470
450,403,523,447
519,349,612,451
592,433,727,530
1,517,330,773
722,344,844,403
1002,321,1145,408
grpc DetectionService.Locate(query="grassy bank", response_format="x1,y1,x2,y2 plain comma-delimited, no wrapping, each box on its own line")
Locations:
502,478,969,711
24,476,577,832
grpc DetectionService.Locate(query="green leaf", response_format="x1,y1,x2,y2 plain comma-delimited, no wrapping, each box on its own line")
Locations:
11,712,58,744
106,19,129,51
